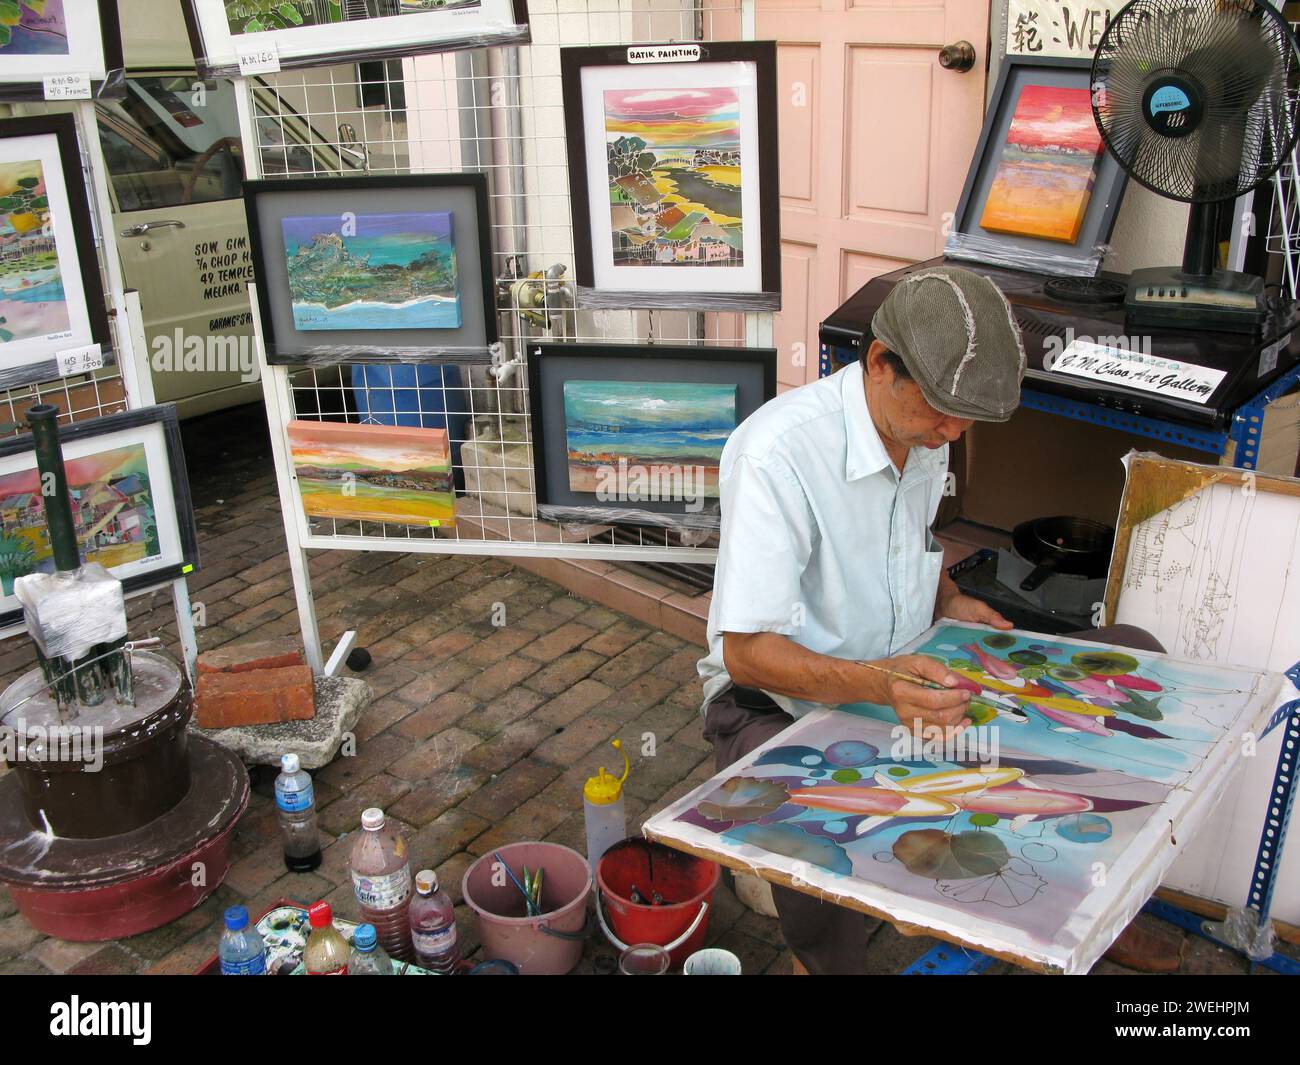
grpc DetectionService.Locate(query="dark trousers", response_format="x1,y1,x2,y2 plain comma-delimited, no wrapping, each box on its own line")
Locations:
702,624,1165,975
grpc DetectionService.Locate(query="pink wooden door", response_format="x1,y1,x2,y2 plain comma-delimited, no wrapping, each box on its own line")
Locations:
752,1,991,388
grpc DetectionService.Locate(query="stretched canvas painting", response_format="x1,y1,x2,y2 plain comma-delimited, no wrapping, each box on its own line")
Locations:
645,623,1282,973
0,0,68,54
0,157,68,345
288,420,455,529
978,84,1104,243
281,211,460,331
604,88,744,268
562,380,735,498
0,443,157,595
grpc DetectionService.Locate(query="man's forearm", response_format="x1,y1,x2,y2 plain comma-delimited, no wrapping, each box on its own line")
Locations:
723,631,892,706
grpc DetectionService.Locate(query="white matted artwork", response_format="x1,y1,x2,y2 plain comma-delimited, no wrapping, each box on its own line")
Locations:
1107,451,1300,924
644,621,1283,973
0,0,121,88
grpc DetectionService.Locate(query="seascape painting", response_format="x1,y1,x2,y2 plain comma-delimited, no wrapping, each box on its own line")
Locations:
0,156,69,346
281,211,460,331
223,0,481,36
562,380,736,497
288,420,455,528
603,87,744,267
0,0,68,54
0,443,158,595
979,84,1103,243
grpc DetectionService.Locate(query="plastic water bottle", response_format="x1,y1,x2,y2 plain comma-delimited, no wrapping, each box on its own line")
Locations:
303,901,349,975
275,753,321,873
218,905,266,975
349,808,414,961
408,869,461,974
349,923,394,975
584,739,630,873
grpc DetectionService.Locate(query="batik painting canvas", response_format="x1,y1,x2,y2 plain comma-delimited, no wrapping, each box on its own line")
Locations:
0,0,119,85
978,84,1104,243
0,0,68,54
281,211,460,331
645,623,1282,973
288,420,455,529
561,380,735,498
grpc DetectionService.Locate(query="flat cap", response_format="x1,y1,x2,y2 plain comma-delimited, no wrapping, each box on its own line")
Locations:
870,265,1026,422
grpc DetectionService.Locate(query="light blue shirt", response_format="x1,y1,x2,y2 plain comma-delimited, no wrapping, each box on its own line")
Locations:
698,361,950,719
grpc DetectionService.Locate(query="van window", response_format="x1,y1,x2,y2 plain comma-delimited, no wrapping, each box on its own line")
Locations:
98,77,244,212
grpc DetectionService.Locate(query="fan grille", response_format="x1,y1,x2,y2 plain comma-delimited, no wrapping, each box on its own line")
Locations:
1092,0,1300,203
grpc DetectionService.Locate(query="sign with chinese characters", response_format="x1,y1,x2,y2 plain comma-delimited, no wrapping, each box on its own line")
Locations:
1007,1,1117,58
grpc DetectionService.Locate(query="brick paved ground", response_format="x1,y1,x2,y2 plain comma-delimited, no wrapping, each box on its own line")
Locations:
0,404,1282,976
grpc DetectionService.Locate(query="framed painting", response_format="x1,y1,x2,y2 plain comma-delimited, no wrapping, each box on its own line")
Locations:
182,0,529,77
0,0,123,98
243,174,496,362
527,342,776,528
945,56,1128,277
0,113,113,389
0,404,198,629
287,419,455,529
644,622,1284,974
561,42,781,311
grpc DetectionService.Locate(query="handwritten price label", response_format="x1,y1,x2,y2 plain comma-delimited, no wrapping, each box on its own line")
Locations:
43,73,91,100
56,343,104,377
237,44,281,75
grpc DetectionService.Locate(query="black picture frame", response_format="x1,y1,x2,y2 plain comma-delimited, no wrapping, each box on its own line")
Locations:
182,0,530,78
0,403,199,630
242,173,497,364
0,0,124,101
561,41,782,311
527,341,777,529
0,112,115,390
945,55,1129,278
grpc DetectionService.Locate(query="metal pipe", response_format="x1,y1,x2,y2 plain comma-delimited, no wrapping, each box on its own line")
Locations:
26,405,80,573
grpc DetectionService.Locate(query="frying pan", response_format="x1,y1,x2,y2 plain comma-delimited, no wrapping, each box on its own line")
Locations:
1012,516,1114,593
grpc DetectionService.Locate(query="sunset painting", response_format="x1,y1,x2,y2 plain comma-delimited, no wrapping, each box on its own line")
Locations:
0,443,158,595
604,87,744,267
287,420,455,528
979,84,1104,243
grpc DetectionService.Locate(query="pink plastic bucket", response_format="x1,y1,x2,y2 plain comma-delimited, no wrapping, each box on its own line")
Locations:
462,842,592,975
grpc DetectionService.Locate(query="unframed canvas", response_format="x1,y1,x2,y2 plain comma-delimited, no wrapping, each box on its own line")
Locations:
288,420,455,529
644,622,1282,974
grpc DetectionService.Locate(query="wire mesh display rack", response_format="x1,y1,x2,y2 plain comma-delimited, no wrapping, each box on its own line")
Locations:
244,0,769,579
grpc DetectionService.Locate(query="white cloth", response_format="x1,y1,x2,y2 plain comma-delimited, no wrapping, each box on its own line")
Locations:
698,361,950,719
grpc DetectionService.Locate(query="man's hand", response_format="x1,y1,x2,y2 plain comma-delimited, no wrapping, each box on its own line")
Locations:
935,589,1013,629
878,653,973,735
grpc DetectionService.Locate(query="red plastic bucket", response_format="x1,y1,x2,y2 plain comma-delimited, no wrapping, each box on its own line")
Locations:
596,838,719,969
462,842,592,975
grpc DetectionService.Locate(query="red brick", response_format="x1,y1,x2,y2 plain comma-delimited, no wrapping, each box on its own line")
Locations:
197,636,304,675
195,664,315,728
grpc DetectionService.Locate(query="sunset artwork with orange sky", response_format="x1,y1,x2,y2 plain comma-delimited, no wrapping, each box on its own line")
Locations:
979,84,1104,244
287,420,455,528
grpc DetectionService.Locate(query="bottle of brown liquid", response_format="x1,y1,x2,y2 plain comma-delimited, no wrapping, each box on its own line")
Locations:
303,901,349,975
349,808,414,961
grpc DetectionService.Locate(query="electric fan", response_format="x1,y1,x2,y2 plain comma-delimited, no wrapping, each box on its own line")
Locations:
1091,0,1300,332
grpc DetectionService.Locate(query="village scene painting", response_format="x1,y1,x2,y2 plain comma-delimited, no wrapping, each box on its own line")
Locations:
222,0,481,36
0,1,68,54
0,443,159,595
281,210,460,331
562,380,735,497
603,86,744,267
288,420,456,528
979,84,1104,244
0,156,68,347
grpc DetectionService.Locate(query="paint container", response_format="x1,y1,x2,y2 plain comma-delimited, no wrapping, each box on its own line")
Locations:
596,837,719,968
683,948,742,975
619,943,670,975
462,842,591,975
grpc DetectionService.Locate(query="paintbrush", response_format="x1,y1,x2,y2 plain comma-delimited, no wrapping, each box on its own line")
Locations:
858,661,1027,723
493,851,537,915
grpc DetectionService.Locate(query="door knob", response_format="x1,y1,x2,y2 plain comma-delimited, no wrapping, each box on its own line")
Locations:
938,41,977,73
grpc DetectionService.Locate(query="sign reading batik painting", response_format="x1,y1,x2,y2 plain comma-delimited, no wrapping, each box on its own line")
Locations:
644,623,1282,974
1007,1,1118,59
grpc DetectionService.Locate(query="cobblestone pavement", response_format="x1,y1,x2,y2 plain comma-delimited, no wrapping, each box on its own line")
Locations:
0,405,1276,976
